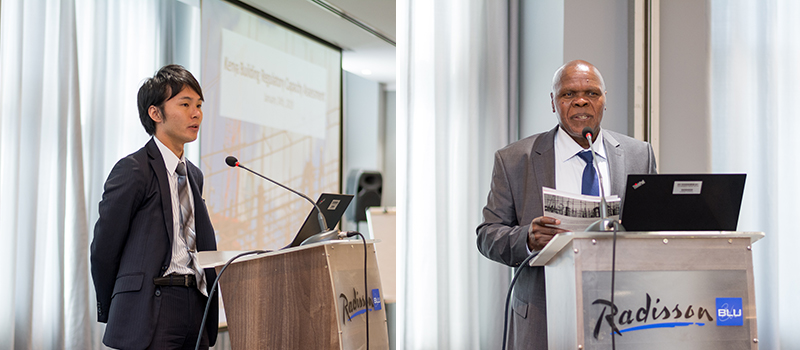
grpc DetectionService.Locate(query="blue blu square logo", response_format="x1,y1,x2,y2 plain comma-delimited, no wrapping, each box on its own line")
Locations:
716,297,744,326
371,289,382,311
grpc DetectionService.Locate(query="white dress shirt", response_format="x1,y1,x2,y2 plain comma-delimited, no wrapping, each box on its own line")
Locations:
153,136,204,294
554,127,611,196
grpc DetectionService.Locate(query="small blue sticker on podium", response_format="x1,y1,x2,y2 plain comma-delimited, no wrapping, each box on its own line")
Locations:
372,289,382,311
716,297,743,326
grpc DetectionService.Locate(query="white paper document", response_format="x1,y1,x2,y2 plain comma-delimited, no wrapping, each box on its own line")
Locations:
542,187,621,232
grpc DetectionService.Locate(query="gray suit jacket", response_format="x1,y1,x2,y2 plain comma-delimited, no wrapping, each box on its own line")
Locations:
476,126,657,349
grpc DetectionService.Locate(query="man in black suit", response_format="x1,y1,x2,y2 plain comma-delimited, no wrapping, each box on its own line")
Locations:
91,64,218,350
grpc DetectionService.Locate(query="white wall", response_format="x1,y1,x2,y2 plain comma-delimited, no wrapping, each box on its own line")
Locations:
518,0,564,139
344,71,381,176
383,90,396,206
563,0,630,136
519,0,631,139
519,0,712,173
342,71,395,229
658,0,712,173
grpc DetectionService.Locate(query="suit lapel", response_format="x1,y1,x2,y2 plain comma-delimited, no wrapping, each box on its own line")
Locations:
532,126,558,190
603,131,625,196
146,139,175,247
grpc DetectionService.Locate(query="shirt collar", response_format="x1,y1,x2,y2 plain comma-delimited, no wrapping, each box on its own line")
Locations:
153,136,184,176
554,127,607,163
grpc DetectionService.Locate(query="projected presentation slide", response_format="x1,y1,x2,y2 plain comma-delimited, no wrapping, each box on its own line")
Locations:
200,0,342,251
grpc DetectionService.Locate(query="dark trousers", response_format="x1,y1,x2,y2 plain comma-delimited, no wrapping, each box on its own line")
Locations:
146,286,209,350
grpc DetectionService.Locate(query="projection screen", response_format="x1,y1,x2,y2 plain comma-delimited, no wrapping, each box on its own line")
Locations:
200,0,342,251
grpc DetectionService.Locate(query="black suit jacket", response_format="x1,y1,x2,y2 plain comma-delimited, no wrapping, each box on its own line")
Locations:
91,139,218,349
476,126,657,349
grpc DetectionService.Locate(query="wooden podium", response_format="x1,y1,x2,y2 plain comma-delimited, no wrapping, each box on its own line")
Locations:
528,231,764,350
201,240,390,349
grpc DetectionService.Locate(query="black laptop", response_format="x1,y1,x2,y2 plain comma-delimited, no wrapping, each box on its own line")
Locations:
620,174,746,231
285,193,354,248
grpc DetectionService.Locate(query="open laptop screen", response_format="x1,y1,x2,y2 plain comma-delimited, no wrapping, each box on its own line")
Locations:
620,174,746,231
285,193,353,248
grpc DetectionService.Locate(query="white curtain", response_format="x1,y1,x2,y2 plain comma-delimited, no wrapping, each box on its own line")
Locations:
710,0,800,348
398,0,514,348
0,0,199,348
0,0,86,348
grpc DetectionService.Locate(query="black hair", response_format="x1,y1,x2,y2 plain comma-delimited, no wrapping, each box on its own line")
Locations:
137,64,204,135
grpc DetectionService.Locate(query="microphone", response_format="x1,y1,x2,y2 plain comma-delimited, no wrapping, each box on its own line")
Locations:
224,156,237,167
225,156,336,240
582,127,594,145
581,127,617,232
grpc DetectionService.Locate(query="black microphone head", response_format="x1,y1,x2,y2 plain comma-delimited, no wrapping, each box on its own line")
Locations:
582,127,594,141
225,156,238,167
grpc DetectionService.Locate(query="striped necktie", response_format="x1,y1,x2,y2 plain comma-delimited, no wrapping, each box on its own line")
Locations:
175,162,207,295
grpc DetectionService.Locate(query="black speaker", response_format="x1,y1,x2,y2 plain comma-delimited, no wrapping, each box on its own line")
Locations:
346,169,383,222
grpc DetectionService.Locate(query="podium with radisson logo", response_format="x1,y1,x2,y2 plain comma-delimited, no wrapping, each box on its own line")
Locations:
200,240,390,349
529,231,764,350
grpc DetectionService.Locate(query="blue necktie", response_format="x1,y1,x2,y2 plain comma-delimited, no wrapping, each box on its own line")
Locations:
577,150,599,196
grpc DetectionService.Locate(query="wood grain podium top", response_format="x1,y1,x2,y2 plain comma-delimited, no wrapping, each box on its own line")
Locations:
198,238,378,268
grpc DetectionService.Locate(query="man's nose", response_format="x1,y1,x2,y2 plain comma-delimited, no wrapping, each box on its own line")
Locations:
573,97,588,107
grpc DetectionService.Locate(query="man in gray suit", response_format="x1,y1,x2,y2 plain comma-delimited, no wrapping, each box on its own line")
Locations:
476,60,657,349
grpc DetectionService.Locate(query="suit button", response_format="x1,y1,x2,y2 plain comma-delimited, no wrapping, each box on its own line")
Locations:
161,265,167,271
155,288,161,297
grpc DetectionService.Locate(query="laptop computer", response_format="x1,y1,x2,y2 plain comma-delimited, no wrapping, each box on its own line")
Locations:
620,174,746,231
285,193,354,248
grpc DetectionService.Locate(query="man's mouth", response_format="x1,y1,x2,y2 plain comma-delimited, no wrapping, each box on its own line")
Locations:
572,114,592,120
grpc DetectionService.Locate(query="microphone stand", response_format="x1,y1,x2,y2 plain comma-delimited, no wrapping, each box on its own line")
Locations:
226,156,339,241
582,131,622,350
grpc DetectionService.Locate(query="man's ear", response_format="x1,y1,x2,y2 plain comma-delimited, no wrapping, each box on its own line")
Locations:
550,92,556,113
148,105,162,123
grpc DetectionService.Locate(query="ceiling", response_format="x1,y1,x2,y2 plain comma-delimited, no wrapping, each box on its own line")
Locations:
240,0,396,89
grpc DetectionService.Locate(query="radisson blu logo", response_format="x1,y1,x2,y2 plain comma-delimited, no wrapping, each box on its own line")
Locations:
715,297,743,326
339,288,382,323
591,293,745,338
591,293,713,338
